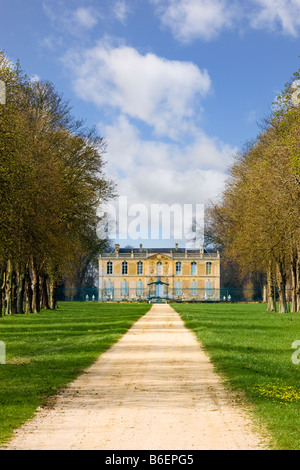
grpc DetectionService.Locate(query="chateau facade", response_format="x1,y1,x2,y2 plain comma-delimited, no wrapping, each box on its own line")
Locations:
99,244,220,301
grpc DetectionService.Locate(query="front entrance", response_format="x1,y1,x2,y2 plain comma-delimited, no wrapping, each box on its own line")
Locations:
148,278,169,301
155,282,164,298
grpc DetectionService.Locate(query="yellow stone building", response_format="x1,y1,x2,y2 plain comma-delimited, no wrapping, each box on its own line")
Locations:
99,244,220,301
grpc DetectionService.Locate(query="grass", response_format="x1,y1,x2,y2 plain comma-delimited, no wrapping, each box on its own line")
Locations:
0,301,151,445
2,301,300,450
172,302,300,450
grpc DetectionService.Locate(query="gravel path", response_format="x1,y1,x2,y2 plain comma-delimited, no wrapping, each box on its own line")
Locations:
3,304,268,450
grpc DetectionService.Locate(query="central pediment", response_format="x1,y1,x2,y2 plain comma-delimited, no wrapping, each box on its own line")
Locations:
147,253,172,261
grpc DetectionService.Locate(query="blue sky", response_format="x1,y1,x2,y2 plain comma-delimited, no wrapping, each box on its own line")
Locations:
1,0,300,247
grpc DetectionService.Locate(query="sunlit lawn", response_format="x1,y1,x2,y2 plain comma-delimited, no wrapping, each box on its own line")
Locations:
2,300,300,450
172,302,300,450
0,301,151,445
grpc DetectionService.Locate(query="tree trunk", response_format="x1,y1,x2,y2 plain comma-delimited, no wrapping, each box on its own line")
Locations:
296,252,300,313
0,266,4,317
49,278,58,310
267,260,276,312
49,262,59,310
11,267,17,314
25,264,33,313
5,260,13,315
277,259,288,313
291,254,298,313
16,264,25,314
40,271,49,310
263,283,267,303
31,257,40,313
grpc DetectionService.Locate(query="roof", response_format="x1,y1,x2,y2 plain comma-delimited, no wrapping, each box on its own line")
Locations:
100,244,220,258
116,247,209,254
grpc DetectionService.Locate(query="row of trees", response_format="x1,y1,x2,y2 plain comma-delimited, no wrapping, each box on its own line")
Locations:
0,52,114,315
206,69,300,313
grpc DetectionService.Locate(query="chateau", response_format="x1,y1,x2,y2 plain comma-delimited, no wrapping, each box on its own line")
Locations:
99,244,220,302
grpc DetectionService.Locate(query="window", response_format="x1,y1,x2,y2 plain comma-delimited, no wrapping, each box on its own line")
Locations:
191,262,197,275
137,261,143,275
121,280,129,296
175,281,182,295
137,281,143,296
122,261,128,275
206,262,212,275
176,262,182,275
156,262,163,275
107,261,113,275
156,283,164,298
206,280,213,298
191,281,197,296
106,281,113,296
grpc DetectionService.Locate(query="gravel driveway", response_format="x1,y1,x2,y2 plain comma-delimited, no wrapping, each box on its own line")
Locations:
3,304,268,450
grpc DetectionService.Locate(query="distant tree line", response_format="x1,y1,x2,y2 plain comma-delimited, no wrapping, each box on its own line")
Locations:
0,51,114,315
206,69,300,313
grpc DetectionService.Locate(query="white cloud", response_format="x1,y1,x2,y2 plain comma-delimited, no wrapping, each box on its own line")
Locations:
63,40,236,243
64,41,211,139
42,2,99,37
113,0,132,24
73,7,98,29
151,0,237,42
101,115,235,207
99,116,234,245
151,0,300,42
249,0,300,36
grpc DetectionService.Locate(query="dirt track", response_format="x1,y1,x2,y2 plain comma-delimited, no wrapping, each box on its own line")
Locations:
3,304,268,450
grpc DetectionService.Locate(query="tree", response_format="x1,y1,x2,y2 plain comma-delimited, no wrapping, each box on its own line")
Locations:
0,51,115,314
205,69,300,313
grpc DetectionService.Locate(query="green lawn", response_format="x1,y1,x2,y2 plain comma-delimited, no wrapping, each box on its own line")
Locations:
172,302,300,450
1,301,300,450
0,301,151,445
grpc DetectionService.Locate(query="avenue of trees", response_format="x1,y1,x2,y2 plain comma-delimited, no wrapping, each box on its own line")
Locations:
206,69,300,313
0,52,114,315
2,50,300,315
